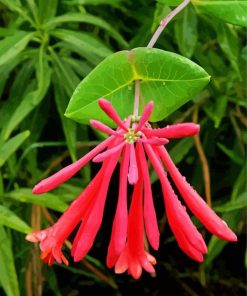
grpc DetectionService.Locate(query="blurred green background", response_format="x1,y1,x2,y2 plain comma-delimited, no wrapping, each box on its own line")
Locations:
0,0,246,295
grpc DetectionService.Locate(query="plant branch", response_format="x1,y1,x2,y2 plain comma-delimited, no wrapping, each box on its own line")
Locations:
133,0,190,116
147,0,190,48
193,108,212,207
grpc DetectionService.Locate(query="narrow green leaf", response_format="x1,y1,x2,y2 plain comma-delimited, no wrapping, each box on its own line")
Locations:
0,0,21,11
3,188,68,212
0,225,19,296
217,143,243,165
0,173,3,194
65,48,210,125
53,184,82,203
38,0,57,22
241,45,247,62
175,5,198,58
0,131,30,167
159,0,183,5
204,96,228,128
62,57,93,77
169,137,195,164
151,3,171,32
26,0,39,24
2,47,51,140
0,60,35,129
0,205,32,233
45,268,62,296
54,78,77,161
192,0,247,27
214,192,247,212
0,32,33,67
0,58,21,99
49,48,77,95
64,0,123,7
46,13,128,48
216,22,240,77
231,166,246,201
51,29,113,64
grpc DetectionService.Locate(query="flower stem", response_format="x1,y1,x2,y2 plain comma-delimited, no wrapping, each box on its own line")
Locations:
133,0,190,116
147,0,190,49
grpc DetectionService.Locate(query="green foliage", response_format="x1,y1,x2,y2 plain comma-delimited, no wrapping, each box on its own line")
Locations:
192,0,247,26
66,48,210,124
0,0,246,295
0,226,19,296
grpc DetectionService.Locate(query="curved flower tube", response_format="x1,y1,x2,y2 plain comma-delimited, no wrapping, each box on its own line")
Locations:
26,98,237,279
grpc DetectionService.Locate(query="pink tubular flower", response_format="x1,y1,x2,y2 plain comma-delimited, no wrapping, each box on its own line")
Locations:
26,98,237,279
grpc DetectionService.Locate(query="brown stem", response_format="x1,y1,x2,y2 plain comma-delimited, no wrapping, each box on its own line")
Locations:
192,108,212,207
26,205,43,296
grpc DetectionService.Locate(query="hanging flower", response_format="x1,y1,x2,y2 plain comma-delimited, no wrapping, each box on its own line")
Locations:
26,99,237,279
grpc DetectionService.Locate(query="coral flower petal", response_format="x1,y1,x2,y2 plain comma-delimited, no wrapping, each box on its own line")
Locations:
90,119,120,136
72,147,122,261
98,98,128,131
140,137,169,145
157,146,237,242
136,142,159,250
128,143,138,185
107,145,129,268
143,123,200,138
32,135,115,194
93,141,126,162
134,101,154,132
145,144,207,262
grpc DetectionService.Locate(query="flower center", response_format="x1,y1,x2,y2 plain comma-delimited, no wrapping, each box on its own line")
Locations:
124,128,142,144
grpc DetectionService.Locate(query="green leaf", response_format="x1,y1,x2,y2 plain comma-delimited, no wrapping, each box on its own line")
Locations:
54,78,77,162
26,0,39,24
51,29,113,64
204,96,228,128
0,225,19,296
46,13,128,48
2,47,51,140
217,143,243,165
0,205,32,233
53,183,82,203
175,5,198,58
3,188,68,212
62,57,93,77
216,22,240,77
241,45,247,62
231,166,246,201
65,48,210,125
169,137,195,164
64,0,123,7
214,192,247,212
0,60,35,129
0,131,30,167
152,3,171,32
0,0,21,11
192,0,247,27
0,31,33,67
38,0,57,22
45,268,63,296
160,0,183,5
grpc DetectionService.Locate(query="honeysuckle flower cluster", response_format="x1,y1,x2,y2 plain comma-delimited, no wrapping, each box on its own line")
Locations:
26,99,237,279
